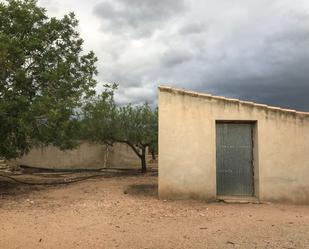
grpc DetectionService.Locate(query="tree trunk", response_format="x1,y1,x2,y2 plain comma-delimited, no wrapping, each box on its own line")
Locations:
141,147,147,173
151,150,156,160
121,141,147,174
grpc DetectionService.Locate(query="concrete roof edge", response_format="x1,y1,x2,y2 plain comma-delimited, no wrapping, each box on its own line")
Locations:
158,85,309,117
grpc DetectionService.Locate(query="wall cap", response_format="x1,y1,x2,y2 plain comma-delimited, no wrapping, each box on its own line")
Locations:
158,85,309,117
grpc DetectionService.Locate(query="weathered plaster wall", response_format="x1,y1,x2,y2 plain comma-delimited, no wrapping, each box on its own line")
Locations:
10,142,141,170
108,143,145,169
159,86,309,204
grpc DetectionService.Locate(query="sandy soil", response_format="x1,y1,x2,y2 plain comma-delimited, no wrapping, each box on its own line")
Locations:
0,172,309,249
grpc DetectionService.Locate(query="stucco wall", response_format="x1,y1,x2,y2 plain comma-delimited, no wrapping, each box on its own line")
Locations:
108,143,145,169
159,86,309,204
10,142,141,170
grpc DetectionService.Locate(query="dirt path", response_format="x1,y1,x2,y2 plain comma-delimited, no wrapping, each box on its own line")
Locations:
0,174,309,249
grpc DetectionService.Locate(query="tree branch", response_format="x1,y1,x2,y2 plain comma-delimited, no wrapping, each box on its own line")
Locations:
116,140,142,158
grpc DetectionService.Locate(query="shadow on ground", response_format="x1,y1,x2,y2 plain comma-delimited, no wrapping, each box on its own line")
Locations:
0,170,158,199
0,181,45,199
125,183,158,197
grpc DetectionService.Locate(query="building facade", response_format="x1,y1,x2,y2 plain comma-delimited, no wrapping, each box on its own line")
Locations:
159,86,309,204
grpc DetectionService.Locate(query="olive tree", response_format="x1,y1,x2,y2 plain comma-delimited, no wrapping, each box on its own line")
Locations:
114,103,158,173
82,92,158,173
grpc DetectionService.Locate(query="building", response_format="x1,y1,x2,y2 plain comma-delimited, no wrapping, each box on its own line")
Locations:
158,86,309,204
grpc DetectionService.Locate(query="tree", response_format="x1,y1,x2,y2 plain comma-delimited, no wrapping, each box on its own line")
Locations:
115,103,158,173
0,0,98,159
80,84,117,146
82,91,158,173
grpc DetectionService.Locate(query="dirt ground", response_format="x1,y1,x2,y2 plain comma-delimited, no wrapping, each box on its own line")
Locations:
0,172,309,249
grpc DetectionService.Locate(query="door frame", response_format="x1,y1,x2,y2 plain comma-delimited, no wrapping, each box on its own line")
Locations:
215,120,259,199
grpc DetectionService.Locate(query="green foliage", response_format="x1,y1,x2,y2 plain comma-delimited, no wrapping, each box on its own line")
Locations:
82,88,158,172
0,0,98,159
116,103,157,151
115,103,158,172
81,84,117,145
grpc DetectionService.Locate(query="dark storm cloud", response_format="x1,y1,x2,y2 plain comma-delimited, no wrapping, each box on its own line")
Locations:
39,0,309,111
109,0,309,111
203,72,309,111
207,21,309,110
93,0,187,38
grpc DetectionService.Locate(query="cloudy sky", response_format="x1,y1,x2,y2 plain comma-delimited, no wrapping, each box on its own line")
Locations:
38,0,309,111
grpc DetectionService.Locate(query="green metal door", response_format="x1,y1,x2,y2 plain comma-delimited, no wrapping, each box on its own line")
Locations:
216,123,254,196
